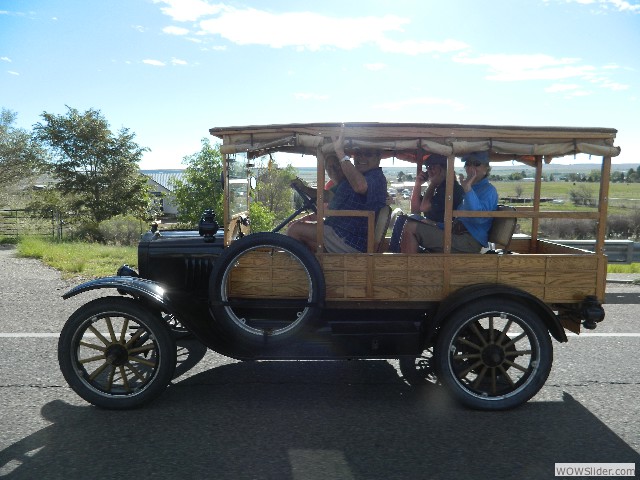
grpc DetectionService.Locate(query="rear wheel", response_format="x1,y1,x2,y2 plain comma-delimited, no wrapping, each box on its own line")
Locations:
209,232,325,348
435,298,552,410
58,297,176,409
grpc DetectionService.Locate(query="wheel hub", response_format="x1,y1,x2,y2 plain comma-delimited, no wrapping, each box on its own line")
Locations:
105,344,129,367
481,344,505,368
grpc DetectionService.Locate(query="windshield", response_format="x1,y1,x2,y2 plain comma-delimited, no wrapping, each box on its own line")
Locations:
226,153,250,219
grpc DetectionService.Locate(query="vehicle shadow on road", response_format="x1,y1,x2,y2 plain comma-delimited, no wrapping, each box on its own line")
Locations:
1,360,639,480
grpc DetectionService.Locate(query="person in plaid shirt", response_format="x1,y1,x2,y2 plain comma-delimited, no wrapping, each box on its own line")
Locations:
288,131,387,253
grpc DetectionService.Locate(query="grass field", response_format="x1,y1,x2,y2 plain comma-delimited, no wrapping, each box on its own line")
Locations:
16,237,137,278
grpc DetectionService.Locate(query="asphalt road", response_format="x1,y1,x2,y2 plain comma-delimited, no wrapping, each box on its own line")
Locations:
0,246,638,480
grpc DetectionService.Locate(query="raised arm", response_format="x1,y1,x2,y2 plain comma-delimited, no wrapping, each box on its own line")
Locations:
332,128,368,195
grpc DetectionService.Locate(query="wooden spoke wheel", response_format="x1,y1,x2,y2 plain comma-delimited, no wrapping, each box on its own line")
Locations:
435,298,553,410
58,297,176,409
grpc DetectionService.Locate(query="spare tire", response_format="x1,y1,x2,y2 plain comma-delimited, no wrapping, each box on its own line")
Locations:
208,232,325,348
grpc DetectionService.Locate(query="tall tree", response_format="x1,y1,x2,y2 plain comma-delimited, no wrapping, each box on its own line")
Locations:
34,107,150,222
171,138,224,225
0,108,46,190
254,158,297,226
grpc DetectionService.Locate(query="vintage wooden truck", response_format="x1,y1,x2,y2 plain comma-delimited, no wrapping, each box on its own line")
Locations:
58,122,619,410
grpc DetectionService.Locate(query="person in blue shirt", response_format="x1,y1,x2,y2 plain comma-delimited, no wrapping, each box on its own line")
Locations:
400,151,498,253
287,132,387,253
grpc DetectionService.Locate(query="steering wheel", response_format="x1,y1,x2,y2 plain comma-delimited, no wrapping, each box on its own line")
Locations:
290,180,318,214
271,180,318,233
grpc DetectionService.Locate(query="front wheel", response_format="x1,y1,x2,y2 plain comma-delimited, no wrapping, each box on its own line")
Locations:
58,297,176,409
435,298,553,410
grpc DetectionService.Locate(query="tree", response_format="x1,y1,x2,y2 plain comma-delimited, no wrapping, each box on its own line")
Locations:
569,184,595,206
587,169,601,182
514,184,524,199
253,157,297,226
171,138,224,226
33,107,150,223
0,108,46,191
249,201,276,233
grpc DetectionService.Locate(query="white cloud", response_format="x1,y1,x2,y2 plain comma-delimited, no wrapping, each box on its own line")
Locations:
8,71,19,76
373,97,465,111
456,52,632,95
171,58,187,65
608,0,640,12
1,56,11,62
599,81,629,91
132,25,147,33
152,0,226,22
198,9,407,51
155,5,466,55
545,0,640,13
143,59,166,66
454,53,597,81
545,83,581,92
163,25,189,35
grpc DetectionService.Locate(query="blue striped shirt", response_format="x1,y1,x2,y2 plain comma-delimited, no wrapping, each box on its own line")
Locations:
325,167,387,252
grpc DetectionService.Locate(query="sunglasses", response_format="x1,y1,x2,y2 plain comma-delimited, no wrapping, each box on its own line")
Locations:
464,161,483,167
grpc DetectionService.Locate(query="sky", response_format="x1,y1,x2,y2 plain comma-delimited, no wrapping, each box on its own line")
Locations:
1,0,639,170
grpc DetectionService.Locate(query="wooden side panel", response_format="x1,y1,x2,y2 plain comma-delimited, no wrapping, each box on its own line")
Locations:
543,256,599,302
325,252,600,304
228,249,310,298
228,247,601,306
321,254,445,301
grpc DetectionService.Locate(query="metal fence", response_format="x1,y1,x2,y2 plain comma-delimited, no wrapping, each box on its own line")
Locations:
0,209,63,240
552,240,640,264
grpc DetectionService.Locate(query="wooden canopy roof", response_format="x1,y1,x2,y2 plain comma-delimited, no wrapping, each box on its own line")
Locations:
209,122,620,163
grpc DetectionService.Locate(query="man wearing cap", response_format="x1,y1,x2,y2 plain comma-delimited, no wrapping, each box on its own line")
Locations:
287,131,387,253
400,151,498,253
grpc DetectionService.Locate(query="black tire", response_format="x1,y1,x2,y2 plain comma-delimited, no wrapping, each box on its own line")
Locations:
209,232,325,348
58,297,177,409
434,298,553,410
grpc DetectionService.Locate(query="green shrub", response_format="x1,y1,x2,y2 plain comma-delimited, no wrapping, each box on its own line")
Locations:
73,221,102,243
0,236,18,245
249,201,276,232
97,215,146,246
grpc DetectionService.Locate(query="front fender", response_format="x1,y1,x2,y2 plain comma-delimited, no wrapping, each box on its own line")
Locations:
62,276,175,314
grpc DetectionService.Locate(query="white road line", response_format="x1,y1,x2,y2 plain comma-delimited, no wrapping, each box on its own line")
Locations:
0,333,60,337
566,333,640,337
